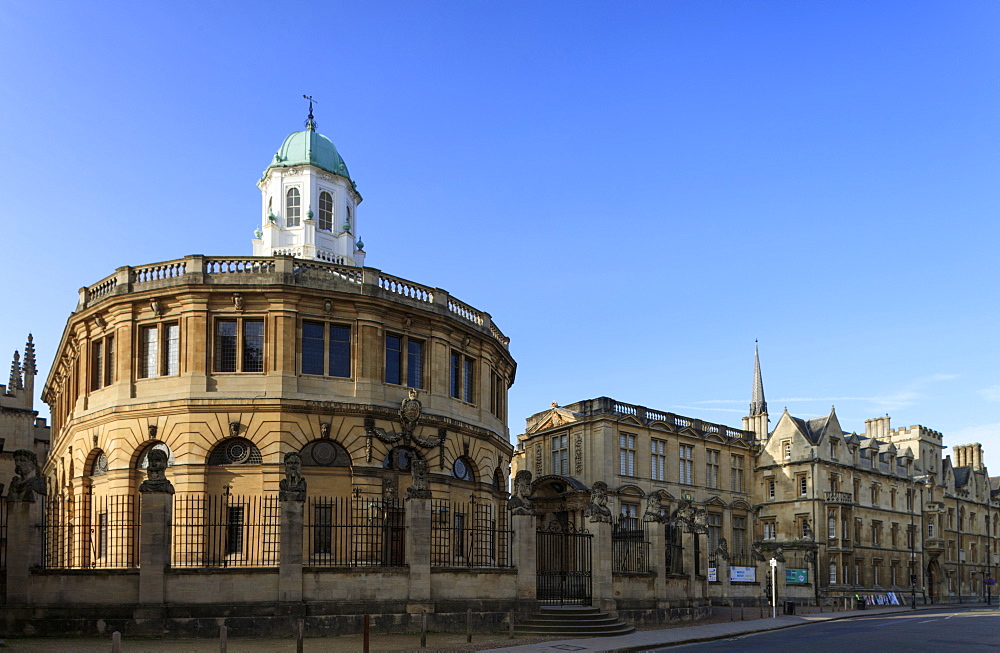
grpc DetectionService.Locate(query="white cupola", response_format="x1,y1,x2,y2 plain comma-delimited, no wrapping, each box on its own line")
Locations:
252,106,365,266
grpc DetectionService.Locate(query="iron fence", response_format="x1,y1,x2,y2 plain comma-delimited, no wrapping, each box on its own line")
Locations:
41,493,139,569
430,496,512,568
305,495,405,567
171,494,280,568
612,516,649,573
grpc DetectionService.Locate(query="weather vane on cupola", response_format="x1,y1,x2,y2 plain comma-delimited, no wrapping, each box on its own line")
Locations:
303,94,318,130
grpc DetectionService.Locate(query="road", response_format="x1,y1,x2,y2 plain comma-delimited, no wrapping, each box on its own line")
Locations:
643,606,1000,652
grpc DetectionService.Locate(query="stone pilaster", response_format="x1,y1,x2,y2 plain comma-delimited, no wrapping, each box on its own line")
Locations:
512,513,537,600
4,499,43,603
405,495,432,607
590,519,615,613
279,499,304,602
138,491,172,604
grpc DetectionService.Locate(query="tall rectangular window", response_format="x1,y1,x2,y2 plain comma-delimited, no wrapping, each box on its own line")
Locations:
454,512,466,558
215,320,238,373
707,513,722,552
385,335,402,384
679,445,693,485
762,520,776,541
302,322,325,375
313,505,333,555
651,439,666,481
242,320,264,372
450,352,476,403
387,334,424,388
164,324,179,375
767,479,775,500
489,367,506,420
619,433,636,476
97,512,108,559
552,434,568,475
226,505,245,555
799,475,808,497
91,340,103,391
732,516,747,556
329,325,351,377
706,450,719,489
142,325,160,377
731,454,744,492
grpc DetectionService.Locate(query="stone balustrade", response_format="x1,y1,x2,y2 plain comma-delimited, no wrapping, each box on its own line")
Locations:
77,254,508,349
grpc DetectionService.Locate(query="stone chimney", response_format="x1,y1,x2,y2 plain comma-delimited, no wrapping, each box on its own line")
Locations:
865,415,891,439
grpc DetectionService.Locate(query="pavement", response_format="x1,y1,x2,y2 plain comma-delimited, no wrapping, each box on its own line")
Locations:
485,603,959,653
0,602,986,652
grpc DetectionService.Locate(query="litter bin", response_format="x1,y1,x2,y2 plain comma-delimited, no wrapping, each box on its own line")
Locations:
783,601,796,615
855,598,866,610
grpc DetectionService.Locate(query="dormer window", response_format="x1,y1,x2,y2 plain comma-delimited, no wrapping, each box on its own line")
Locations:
286,188,301,227
318,191,333,231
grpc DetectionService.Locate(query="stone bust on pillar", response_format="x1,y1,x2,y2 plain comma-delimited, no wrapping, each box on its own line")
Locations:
406,459,432,499
584,480,613,523
7,449,46,502
279,451,307,501
139,448,175,494
506,470,534,515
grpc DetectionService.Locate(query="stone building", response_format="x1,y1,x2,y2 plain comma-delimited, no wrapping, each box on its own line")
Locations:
7,111,524,634
748,349,1000,606
513,396,759,610
0,335,50,499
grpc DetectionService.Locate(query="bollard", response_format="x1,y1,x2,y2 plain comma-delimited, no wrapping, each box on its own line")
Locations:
508,609,514,639
466,607,472,643
420,610,427,648
112,631,121,653
296,618,304,653
220,625,228,653
363,614,370,653
741,604,744,621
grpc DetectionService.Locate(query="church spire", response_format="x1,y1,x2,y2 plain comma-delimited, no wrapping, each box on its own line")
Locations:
743,341,769,441
750,340,767,416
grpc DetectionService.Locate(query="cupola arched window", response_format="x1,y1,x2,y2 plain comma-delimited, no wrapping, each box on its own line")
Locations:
452,456,476,482
301,439,350,467
318,192,333,231
285,188,301,227
208,438,263,465
345,205,352,232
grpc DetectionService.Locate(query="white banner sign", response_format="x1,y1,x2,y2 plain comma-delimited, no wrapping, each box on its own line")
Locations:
730,566,757,582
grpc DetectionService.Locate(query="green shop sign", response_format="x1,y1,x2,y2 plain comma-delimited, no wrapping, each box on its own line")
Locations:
785,568,808,583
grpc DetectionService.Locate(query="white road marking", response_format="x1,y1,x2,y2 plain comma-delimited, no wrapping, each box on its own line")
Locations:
918,619,938,623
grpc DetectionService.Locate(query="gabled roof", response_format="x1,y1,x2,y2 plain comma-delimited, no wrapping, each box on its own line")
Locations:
524,404,582,434
786,407,848,445
954,467,971,488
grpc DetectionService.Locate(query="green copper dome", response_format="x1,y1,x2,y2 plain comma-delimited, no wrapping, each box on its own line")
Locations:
268,123,352,180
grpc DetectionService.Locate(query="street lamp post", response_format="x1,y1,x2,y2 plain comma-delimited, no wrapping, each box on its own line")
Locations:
911,492,917,610
770,557,778,619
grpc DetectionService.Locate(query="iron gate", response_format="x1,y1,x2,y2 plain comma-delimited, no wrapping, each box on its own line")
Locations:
536,520,592,605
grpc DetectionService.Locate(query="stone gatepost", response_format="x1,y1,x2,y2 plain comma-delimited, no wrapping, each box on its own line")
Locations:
5,448,47,604
591,518,615,613
512,513,537,600
682,530,707,604
405,460,433,611
5,500,43,604
138,448,174,605
647,520,668,605
278,452,307,603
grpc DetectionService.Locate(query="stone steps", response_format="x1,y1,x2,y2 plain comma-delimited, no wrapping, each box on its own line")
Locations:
514,605,635,637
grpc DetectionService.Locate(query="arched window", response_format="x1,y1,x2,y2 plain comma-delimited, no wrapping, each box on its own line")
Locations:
493,467,505,492
383,447,420,471
318,192,333,231
285,188,301,227
88,449,108,477
301,439,350,467
208,438,263,465
344,204,352,232
452,456,476,482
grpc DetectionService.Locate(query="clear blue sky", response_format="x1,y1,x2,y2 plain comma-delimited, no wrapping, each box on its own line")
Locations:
3,2,999,469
